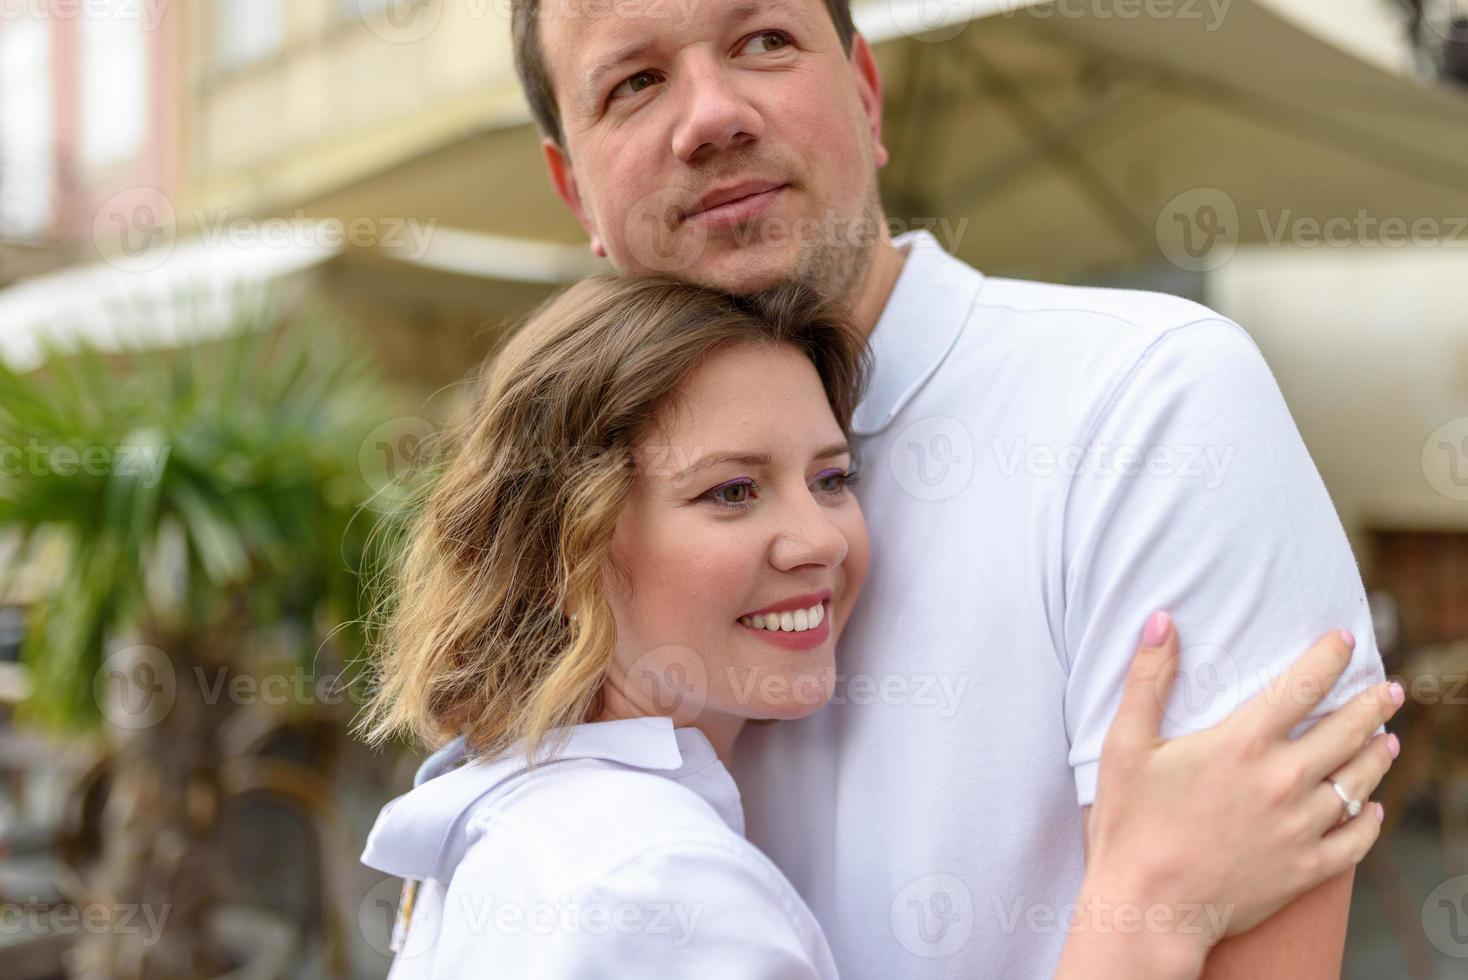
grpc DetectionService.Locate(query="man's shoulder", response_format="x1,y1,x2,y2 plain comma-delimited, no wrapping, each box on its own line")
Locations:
972,273,1237,344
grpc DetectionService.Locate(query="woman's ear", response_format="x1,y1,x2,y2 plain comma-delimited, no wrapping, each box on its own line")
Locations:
543,137,607,257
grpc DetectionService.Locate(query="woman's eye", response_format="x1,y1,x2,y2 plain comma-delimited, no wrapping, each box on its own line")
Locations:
609,71,660,101
815,470,859,495
741,31,789,55
704,478,757,509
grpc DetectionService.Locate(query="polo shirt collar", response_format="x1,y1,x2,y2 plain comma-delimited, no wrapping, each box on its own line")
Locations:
360,717,723,883
851,229,986,436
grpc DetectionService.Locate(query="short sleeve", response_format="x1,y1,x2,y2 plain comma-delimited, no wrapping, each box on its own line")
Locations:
429,833,834,978
1061,317,1385,806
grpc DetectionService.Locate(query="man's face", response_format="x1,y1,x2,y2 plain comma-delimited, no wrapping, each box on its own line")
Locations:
538,0,889,297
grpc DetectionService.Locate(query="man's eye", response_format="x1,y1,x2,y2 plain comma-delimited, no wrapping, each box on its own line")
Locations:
740,31,789,55
610,71,661,101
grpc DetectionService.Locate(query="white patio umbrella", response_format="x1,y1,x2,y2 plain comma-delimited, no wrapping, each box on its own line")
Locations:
860,0,1468,278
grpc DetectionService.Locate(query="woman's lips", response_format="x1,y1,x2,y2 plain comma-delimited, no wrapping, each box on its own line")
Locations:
737,601,831,651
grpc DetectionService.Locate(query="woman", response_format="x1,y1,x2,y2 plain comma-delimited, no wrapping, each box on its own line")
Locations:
357,276,1400,978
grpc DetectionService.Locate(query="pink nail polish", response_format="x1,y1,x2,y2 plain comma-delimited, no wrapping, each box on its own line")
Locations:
1337,629,1356,649
1374,802,1385,823
1142,611,1171,647
1388,682,1405,707
1387,733,1400,759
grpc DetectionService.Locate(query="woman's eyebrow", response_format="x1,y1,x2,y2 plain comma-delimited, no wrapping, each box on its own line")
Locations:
671,442,849,482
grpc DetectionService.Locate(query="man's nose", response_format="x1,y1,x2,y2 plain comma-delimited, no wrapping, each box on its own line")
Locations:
670,59,764,163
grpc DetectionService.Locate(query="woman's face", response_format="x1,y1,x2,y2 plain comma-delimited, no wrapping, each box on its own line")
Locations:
602,340,870,728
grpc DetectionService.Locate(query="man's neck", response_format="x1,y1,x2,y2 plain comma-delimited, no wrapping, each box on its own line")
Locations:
848,238,908,340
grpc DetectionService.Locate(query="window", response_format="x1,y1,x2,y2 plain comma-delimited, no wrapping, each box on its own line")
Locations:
0,16,54,240
213,0,283,70
80,12,148,169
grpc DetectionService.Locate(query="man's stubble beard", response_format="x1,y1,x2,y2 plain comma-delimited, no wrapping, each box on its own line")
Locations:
702,177,885,310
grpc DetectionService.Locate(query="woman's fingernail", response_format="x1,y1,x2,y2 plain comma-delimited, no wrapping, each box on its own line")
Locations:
1143,611,1171,647
1374,802,1385,823
1388,682,1405,707
1387,733,1401,759
1337,629,1356,649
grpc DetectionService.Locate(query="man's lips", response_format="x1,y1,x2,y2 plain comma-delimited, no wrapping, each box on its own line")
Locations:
681,181,788,227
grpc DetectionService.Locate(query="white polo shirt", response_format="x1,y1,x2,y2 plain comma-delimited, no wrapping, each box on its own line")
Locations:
730,230,1385,977
361,717,838,979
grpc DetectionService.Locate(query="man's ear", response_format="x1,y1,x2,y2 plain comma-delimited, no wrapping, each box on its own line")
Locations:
849,34,889,169
542,137,607,257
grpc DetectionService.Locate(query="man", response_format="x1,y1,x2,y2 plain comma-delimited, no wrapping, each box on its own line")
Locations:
511,0,1386,974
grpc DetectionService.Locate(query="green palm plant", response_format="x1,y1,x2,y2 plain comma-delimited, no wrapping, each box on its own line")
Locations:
0,293,417,979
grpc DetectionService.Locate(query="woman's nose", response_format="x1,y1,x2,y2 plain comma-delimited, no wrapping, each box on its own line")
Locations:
770,497,849,572
670,59,765,164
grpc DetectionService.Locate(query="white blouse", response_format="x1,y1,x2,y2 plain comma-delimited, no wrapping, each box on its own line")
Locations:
360,717,839,978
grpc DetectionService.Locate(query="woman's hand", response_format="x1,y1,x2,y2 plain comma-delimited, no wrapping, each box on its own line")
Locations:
1055,612,1401,979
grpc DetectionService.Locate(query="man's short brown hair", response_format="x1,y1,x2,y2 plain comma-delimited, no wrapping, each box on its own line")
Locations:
512,0,858,147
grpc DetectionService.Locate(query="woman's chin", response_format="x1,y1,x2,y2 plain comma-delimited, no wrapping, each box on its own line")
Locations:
746,671,837,721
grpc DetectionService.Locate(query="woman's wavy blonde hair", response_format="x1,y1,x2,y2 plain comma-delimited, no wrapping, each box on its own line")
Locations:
356,274,871,762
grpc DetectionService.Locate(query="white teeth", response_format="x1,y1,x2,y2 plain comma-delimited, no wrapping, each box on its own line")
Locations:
739,601,826,633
